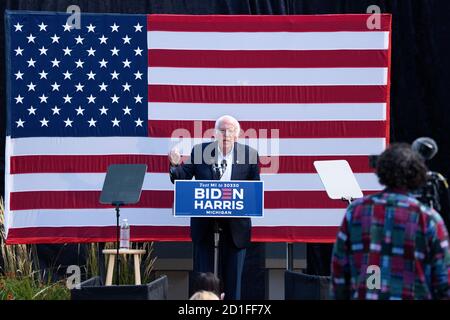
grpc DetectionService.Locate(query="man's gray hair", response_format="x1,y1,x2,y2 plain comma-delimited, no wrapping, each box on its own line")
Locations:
214,115,241,136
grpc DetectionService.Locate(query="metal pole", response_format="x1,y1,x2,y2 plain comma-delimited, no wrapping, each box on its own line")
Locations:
115,204,120,285
286,243,294,271
97,242,106,284
213,221,220,278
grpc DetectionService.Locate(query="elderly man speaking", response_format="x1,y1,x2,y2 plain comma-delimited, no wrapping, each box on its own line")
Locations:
168,115,260,300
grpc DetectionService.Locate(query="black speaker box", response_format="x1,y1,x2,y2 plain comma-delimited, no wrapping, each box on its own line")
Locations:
71,275,168,300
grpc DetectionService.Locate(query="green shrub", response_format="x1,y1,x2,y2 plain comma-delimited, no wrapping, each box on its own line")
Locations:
0,275,70,300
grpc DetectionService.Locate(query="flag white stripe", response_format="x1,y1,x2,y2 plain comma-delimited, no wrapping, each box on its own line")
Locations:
9,208,345,228
148,103,387,121
147,31,390,50
8,172,382,192
7,137,386,156
147,67,388,86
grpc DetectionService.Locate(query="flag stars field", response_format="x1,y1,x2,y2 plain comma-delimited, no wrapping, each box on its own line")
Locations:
8,15,147,136
9,13,147,135
9,16,145,133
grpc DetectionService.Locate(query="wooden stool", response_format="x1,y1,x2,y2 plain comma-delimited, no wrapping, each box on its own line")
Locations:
103,249,146,286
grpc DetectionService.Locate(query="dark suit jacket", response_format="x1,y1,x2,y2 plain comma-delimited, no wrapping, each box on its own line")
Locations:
169,141,260,249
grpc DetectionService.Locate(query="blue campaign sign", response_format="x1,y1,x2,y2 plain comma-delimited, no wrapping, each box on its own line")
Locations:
174,180,264,218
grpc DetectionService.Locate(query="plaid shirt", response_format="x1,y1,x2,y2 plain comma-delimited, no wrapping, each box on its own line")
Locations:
331,189,450,300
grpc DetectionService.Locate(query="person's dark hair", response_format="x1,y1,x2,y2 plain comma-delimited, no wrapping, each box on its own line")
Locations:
191,272,221,297
376,143,427,190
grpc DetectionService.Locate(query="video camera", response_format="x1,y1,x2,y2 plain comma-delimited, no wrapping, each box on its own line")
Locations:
369,137,448,211
410,137,449,211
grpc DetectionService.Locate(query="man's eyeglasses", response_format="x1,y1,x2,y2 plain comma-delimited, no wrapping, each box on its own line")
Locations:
216,128,238,136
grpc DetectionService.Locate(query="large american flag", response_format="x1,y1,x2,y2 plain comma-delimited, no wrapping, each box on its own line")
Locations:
4,12,391,244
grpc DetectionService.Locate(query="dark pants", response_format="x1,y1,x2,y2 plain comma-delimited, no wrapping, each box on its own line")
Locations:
193,224,246,300
306,243,333,276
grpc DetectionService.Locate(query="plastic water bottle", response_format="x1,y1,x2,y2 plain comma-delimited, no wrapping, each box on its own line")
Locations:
120,218,130,249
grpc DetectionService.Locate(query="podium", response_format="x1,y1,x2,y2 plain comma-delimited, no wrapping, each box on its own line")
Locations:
174,180,264,278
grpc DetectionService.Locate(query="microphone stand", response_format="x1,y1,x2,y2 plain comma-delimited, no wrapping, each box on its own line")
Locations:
114,203,121,285
212,160,226,278
213,220,220,278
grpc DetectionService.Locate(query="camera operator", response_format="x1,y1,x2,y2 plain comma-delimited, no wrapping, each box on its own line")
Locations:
411,137,450,231
331,143,450,299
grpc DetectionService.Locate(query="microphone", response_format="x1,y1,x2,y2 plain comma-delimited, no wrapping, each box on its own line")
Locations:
220,160,227,179
213,162,220,180
213,160,227,180
221,159,227,172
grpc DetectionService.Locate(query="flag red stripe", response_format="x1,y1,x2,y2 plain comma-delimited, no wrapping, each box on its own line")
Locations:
251,226,339,243
148,49,389,68
10,155,375,174
9,190,366,210
10,190,172,210
147,14,391,32
6,226,339,244
148,85,387,103
6,226,190,244
259,155,374,174
148,120,387,138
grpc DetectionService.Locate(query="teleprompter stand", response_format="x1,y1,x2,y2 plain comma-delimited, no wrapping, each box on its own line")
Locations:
99,164,147,285
284,161,364,271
